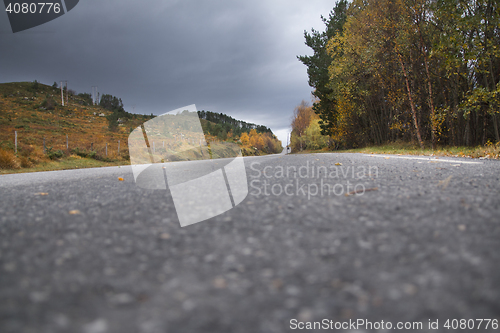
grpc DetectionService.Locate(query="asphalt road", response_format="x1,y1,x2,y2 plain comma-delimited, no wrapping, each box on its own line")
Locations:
1,152,499,333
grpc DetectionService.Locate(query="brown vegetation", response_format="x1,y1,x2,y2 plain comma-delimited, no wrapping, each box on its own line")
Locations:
0,81,153,170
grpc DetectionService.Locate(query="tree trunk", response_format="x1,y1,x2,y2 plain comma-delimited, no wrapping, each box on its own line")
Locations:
415,9,437,149
483,109,487,145
493,113,500,143
397,52,424,149
464,119,470,147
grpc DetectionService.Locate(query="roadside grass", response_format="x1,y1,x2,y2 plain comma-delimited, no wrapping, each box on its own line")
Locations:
0,155,130,175
291,141,500,159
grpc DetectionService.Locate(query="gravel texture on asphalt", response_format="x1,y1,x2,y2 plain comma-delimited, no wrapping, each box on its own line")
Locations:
1,152,499,333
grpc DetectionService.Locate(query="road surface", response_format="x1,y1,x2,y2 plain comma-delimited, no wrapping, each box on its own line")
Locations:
1,152,499,332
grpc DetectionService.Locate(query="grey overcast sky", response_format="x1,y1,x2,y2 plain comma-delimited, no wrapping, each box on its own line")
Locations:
0,0,335,145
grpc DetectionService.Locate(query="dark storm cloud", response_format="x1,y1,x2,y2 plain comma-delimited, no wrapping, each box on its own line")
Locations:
0,0,335,144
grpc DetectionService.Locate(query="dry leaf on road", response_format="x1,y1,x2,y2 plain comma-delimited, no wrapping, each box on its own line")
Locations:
438,176,452,190
345,187,379,197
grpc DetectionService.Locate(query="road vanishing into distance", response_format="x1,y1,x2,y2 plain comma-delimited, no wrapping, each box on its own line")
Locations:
1,151,499,333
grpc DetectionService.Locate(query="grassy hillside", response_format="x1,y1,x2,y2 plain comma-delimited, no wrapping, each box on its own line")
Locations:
0,81,281,174
0,81,153,173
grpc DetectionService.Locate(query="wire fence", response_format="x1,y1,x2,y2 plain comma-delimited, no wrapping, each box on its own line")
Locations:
11,130,126,159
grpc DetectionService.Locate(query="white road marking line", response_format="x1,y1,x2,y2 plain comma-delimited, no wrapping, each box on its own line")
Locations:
364,154,483,164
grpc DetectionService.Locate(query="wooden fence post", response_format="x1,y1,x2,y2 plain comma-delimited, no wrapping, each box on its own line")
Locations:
14,131,17,154
118,140,120,154
43,137,46,154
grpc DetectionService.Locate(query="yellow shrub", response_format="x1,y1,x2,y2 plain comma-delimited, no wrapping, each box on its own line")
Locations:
0,149,20,169
19,156,34,168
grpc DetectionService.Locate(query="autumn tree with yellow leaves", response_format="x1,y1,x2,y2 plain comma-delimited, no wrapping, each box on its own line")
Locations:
299,0,500,149
290,100,329,151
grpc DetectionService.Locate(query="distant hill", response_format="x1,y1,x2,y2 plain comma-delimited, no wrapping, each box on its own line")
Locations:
198,110,272,136
0,81,281,171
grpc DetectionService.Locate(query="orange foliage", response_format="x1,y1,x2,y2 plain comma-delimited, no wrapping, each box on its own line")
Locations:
237,130,281,154
240,132,250,145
